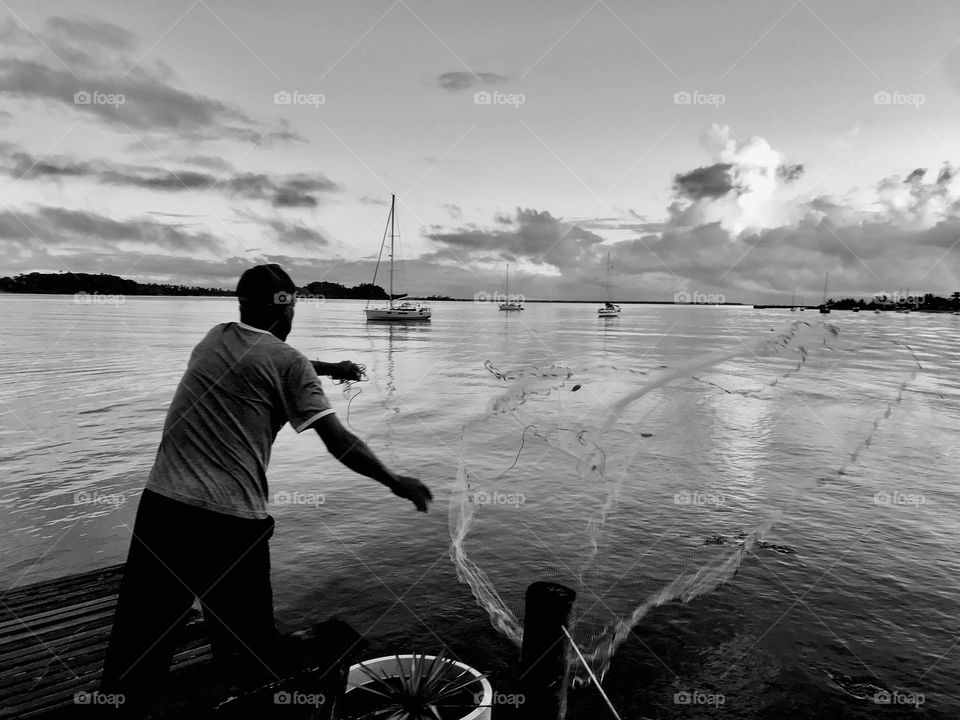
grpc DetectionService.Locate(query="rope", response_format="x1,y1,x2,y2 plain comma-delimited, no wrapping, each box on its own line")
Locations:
561,625,622,720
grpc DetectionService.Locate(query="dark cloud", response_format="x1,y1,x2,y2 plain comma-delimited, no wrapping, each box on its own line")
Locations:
905,168,926,183
437,71,508,92
776,163,804,183
45,16,137,51
673,163,735,200
0,205,225,254
263,218,329,247
427,207,605,270
3,149,339,207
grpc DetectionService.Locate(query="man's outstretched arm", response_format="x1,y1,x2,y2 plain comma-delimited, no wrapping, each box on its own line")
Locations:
311,414,432,512
311,360,364,381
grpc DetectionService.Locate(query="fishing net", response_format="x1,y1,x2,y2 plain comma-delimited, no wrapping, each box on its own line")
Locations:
448,320,920,683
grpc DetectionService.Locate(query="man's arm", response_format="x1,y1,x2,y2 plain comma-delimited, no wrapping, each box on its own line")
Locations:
311,360,364,381
311,413,432,512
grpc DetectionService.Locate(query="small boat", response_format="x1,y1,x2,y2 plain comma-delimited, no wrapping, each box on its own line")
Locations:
365,195,431,322
819,273,831,314
852,307,860,313
598,252,621,317
499,264,523,311
875,309,881,314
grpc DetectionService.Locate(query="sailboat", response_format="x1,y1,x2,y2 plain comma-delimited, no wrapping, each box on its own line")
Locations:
598,252,621,317
364,195,431,322
498,264,523,311
790,290,798,311
819,273,831,314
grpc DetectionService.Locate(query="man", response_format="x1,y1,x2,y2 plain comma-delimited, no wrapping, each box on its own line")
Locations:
101,263,431,695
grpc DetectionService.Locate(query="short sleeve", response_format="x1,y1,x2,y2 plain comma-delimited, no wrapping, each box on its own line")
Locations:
281,353,335,432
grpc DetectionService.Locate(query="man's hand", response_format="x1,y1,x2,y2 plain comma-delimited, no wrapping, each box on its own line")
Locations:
390,475,433,512
312,360,365,381
330,361,364,381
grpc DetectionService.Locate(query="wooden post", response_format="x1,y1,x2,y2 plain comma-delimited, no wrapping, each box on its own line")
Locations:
519,581,576,719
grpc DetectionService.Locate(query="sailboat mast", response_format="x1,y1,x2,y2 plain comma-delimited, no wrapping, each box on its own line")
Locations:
506,264,509,298
823,272,829,304
389,194,395,309
605,252,611,301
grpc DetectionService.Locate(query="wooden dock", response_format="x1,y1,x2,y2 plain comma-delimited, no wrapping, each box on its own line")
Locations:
0,565,363,718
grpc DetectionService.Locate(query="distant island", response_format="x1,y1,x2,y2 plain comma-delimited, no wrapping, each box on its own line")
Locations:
0,272,390,300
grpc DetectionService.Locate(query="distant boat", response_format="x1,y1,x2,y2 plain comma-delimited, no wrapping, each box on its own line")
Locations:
790,290,798,311
364,195,431,322
819,273,831,314
852,307,860,312
499,264,523,311
598,252,621,317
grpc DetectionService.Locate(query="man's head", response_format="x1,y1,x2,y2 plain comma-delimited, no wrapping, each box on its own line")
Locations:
236,264,297,340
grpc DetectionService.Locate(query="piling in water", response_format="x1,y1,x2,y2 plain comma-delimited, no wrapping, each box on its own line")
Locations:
519,581,577,719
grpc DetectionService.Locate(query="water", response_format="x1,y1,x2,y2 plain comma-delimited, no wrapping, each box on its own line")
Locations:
2,296,959,718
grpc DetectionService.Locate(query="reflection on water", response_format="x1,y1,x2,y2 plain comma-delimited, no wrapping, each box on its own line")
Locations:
2,297,960,717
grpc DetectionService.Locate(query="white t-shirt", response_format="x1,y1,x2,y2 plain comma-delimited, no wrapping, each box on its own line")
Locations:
146,321,334,519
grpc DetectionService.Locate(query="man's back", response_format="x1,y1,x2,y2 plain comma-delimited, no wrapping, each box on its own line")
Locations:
145,321,333,519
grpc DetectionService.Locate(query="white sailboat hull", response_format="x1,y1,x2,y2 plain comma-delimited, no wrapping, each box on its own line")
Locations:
365,305,431,321
598,309,620,317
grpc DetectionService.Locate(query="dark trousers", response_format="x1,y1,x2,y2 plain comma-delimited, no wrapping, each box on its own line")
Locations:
101,489,278,692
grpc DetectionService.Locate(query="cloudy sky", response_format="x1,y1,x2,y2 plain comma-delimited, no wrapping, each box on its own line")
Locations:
3,0,960,303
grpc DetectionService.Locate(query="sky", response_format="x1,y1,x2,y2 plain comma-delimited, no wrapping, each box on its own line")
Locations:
2,0,960,303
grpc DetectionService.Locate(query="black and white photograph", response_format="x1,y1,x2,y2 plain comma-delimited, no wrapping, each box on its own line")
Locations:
1,2,959,718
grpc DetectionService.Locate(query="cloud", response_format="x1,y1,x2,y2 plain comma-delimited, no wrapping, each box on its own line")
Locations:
45,16,137,51
437,71,507,92
673,163,735,200
0,205,225,257
0,17,303,144
3,148,339,207
263,218,329,247
426,207,605,270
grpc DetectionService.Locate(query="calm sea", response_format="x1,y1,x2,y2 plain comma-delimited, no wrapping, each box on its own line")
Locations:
1,295,958,719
